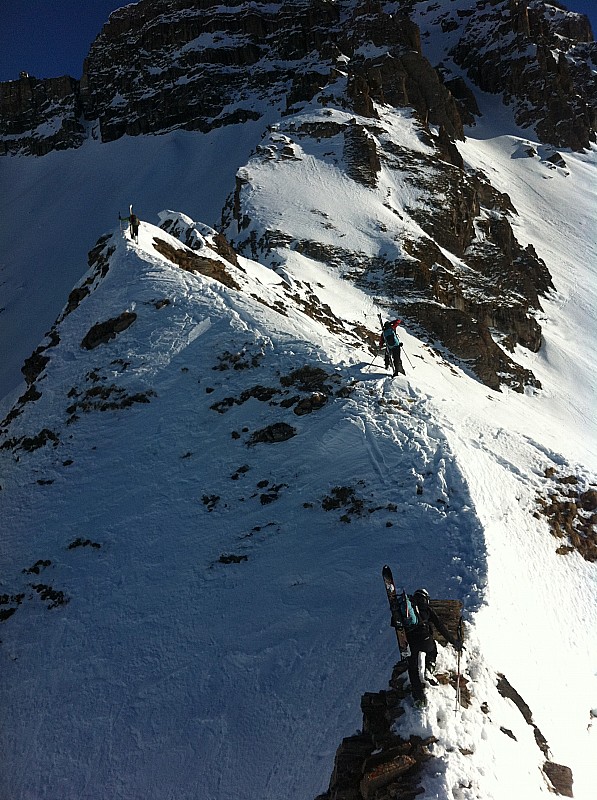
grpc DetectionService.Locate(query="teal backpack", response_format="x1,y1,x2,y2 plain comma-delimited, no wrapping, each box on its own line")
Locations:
397,591,420,628
383,326,400,349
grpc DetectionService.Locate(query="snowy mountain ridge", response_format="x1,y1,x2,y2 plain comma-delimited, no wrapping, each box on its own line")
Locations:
1,1,596,799
1,163,596,798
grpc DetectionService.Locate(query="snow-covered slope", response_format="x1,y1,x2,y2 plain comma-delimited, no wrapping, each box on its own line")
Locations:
0,215,482,798
1,168,596,799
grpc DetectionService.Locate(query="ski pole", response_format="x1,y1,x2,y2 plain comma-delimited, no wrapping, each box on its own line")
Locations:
365,350,379,371
403,347,415,370
454,615,463,714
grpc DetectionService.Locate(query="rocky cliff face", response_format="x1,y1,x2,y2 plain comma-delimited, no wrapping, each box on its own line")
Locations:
77,0,463,144
448,0,597,150
1,1,594,155
0,74,84,156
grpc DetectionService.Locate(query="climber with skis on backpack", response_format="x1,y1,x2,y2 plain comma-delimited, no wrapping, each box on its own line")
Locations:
391,588,462,709
129,212,140,243
379,318,405,376
119,206,140,243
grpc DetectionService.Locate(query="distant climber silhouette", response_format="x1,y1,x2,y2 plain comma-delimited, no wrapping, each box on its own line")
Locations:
119,205,140,243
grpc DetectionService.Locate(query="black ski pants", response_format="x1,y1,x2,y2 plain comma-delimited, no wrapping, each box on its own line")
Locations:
407,636,437,702
389,346,404,376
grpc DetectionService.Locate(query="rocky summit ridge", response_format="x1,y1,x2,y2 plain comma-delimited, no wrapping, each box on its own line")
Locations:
0,0,595,393
0,0,597,391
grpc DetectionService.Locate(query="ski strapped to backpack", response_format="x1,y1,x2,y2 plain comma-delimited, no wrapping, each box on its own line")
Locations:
382,564,417,660
454,613,464,713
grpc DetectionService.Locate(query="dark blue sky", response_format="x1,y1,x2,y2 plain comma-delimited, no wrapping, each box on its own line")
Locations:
0,1,125,81
0,0,595,82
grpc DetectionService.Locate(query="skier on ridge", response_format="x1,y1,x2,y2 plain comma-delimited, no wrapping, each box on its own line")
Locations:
119,205,140,243
129,211,140,243
379,318,405,376
390,587,462,709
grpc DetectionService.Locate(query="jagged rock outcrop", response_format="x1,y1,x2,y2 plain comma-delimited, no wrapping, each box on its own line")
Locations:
316,688,436,800
59,235,114,323
450,0,597,150
80,311,137,350
152,237,240,289
0,74,85,155
536,468,597,561
343,120,381,187
21,330,59,386
373,143,552,361
496,673,574,796
347,48,464,140
248,421,297,444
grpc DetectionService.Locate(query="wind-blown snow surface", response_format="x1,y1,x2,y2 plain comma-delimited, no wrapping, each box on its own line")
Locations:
1,200,596,799
1,65,597,800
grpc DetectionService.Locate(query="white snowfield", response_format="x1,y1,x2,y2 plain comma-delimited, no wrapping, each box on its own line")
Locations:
1,17,597,800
